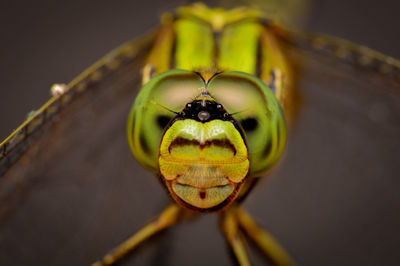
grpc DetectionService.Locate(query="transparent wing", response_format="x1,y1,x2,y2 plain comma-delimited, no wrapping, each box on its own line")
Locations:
0,25,399,266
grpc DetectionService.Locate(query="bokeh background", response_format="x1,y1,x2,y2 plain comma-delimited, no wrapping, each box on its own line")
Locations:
0,1,400,266
0,0,400,140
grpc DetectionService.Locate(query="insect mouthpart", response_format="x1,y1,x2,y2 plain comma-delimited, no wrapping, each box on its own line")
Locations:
158,99,250,211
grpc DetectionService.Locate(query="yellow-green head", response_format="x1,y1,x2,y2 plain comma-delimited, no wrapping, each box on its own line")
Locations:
159,95,249,210
127,70,286,211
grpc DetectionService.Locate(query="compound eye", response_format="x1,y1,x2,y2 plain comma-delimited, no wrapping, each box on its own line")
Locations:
240,118,258,132
157,115,172,129
206,71,286,177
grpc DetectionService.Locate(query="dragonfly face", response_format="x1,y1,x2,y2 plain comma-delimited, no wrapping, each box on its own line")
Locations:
125,4,292,211
159,93,249,210
127,69,286,211
123,5,293,263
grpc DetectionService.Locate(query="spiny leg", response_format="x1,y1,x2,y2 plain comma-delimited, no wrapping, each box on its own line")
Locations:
235,207,295,266
92,204,182,266
220,208,251,266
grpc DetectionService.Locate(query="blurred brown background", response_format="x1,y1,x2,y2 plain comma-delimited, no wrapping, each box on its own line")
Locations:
0,0,400,140
0,1,400,266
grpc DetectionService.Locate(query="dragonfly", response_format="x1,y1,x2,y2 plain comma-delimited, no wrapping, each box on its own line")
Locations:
94,4,295,266
0,2,400,266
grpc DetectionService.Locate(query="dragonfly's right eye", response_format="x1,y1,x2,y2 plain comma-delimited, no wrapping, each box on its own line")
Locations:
240,118,258,132
157,115,172,129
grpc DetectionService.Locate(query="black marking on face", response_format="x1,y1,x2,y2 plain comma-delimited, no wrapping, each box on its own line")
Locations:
199,191,206,199
168,138,198,152
168,137,237,155
204,139,237,155
174,99,233,123
163,93,249,155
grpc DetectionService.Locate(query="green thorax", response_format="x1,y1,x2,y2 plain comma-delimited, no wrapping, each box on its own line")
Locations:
146,3,266,76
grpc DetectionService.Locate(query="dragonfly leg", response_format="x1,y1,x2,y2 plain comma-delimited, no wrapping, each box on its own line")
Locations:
220,207,251,266
235,207,295,266
92,204,182,266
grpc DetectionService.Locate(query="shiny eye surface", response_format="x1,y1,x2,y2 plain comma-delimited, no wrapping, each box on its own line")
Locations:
208,71,286,176
157,115,172,128
127,69,204,172
240,118,258,132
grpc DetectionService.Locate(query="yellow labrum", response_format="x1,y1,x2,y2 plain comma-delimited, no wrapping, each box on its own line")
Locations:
159,119,249,209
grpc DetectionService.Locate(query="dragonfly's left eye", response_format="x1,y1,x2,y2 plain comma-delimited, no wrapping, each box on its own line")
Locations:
240,118,258,132
157,115,172,129
127,69,205,173
207,71,286,177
